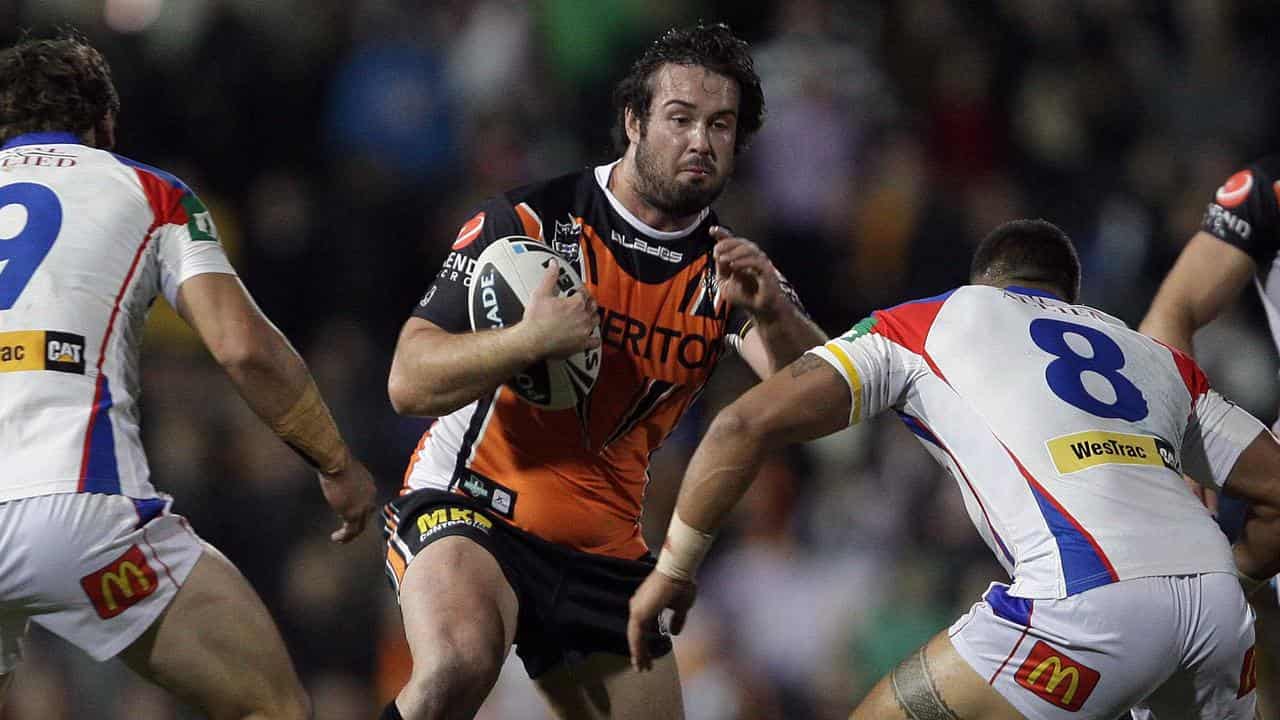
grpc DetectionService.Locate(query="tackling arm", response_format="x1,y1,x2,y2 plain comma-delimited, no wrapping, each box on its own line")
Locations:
1139,231,1254,353
675,353,851,536
627,351,851,669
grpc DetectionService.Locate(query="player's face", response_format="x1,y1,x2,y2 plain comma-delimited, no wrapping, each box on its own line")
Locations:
630,63,739,218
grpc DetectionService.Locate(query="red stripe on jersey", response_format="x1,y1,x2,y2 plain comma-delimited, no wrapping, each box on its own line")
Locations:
1164,344,1210,401
131,167,187,227
78,226,158,489
1001,443,1120,584
872,292,953,381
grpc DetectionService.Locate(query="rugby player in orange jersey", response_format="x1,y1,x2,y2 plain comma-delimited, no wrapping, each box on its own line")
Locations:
380,22,826,720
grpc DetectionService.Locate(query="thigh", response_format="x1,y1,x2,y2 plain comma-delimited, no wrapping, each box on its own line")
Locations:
852,631,1024,720
395,534,520,720
119,545,305,718
535,651,683,720
398,533,520,668
1137,574,1258,720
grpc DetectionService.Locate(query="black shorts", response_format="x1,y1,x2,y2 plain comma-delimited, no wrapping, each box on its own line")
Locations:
382,488,672,678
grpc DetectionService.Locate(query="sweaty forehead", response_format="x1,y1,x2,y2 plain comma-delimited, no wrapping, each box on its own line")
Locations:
651,63,739,111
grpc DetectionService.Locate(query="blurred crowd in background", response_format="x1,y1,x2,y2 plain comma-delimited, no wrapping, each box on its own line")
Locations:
4,0,1280,718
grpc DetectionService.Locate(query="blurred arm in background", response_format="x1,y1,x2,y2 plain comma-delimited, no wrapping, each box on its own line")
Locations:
1139,231,1254,354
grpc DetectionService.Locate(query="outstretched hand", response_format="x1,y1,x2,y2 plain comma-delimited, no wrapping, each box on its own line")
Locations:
627,569,697,671
711,226,786,320
319,457,378,543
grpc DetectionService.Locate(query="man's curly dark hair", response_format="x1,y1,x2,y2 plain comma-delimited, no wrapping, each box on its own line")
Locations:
611,22,765,156
0,32,120,145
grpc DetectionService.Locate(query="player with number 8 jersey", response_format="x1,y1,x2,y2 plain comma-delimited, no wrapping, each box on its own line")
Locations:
631,220,1280,719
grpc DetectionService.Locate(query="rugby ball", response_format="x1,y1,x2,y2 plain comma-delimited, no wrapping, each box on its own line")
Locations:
468,236,601,410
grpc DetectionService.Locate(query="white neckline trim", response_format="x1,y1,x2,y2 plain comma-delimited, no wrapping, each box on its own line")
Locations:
594,161,709,241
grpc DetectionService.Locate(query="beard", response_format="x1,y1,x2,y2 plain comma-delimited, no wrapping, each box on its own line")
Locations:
632,136,730,218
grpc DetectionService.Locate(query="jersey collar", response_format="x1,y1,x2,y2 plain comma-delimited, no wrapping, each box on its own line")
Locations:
1004,285,1063,301
593,160,709,240
2,131,84,150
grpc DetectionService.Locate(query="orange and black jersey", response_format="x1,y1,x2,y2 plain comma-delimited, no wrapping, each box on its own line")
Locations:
402,162,802,558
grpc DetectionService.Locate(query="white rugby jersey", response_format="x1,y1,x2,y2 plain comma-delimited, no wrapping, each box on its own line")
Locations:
0,132,235,502
812,285,1265,599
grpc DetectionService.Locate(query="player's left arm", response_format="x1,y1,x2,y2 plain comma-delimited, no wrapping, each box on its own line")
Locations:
628,351,854,669
712,226,826,377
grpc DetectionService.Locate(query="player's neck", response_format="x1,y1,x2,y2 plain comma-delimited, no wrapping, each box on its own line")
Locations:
992,279,1065,301
607,158,702,233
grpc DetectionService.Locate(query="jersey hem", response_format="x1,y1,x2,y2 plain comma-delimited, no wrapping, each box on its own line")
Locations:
0,484,160,505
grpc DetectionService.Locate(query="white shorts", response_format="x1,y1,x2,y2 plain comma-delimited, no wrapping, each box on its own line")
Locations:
949,575,1256,720
0,492,203,672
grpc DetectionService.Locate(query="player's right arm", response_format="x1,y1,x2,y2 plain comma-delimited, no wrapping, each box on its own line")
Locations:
387,267,599,417
176,273,376,542
388,202,601,418
1138,231,1254,353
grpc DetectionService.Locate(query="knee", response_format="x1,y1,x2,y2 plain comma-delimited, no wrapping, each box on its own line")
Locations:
399,630,505,720
230,680,309,720
273,685,311,720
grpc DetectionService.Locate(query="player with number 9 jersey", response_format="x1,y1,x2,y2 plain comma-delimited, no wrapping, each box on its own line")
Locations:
0,133,233,500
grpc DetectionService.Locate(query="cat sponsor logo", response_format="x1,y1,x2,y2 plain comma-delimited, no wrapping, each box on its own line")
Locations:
0,330,85,375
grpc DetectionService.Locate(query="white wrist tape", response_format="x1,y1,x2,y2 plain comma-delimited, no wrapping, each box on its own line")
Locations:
654,511,714,583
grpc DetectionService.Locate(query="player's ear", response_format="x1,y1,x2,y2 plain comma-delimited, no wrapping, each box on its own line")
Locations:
93,112,117,150
625,107,642,145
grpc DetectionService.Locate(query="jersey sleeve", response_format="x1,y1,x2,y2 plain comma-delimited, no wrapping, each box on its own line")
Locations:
1200,157,1280,267
153,186,236,308
806,313,919,427
411,198,525,332
1182,390,1267,492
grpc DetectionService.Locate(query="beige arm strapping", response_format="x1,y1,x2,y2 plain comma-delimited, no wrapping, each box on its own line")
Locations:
266,381,349,475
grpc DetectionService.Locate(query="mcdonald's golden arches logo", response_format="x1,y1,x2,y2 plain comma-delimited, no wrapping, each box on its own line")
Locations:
79,545,159,619
1014,640,1101,712
1239,645,1257,698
